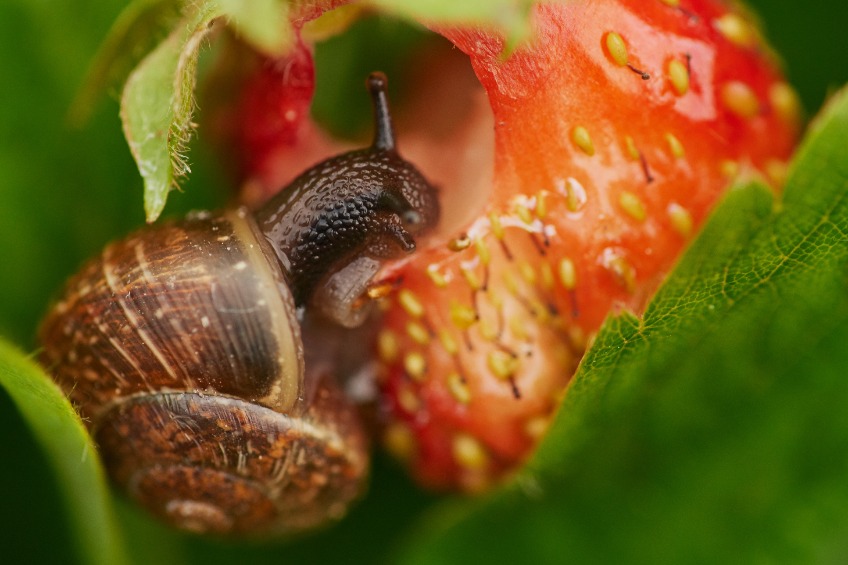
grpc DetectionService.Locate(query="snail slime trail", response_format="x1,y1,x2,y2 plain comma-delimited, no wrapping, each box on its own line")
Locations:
37,73,439,537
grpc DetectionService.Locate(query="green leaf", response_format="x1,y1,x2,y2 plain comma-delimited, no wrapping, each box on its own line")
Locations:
119,0,294,222
121,2,223,222
218,0,293,56
0,340,130,565
395,89,848,564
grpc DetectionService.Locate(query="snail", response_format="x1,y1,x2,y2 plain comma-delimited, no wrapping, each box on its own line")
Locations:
38,72,439,536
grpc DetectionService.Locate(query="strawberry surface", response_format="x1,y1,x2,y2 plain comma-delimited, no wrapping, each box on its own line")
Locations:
373,0,799,490
216,0,800,491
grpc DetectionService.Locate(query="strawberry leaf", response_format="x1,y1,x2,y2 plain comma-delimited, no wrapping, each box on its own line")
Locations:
394,87,848,563
0,340,130,565
117,0,295,222
121,2,222,223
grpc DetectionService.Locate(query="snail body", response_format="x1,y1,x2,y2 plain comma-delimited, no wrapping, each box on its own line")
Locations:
38,73,439,536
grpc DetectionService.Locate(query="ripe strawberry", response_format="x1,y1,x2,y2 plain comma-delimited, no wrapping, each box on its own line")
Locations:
212,1,799,491
372,0,799,491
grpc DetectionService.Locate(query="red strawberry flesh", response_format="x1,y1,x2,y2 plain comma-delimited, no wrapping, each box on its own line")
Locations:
214,0,799,491
375,0,798,490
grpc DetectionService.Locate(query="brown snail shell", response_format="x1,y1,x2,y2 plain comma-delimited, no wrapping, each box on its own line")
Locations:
37,73,439,536
39,209,367,535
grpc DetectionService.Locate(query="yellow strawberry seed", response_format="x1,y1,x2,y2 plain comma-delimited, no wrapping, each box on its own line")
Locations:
571,125,595,156
398,289,425,318
722,81,760,118
403,352,427,381
439,329,459,356
515,202,534,225
453,433,489,470
426,264,448,288
667,202,693,237
447,372,471,404
714,13,757,48
769,82,801,127
668,58,690,95
450,302,478,330
377,330,400,363
605,31,629,66
489,213,505,240
619,191,647,222
448,234,472,251
406,321,430,345
665,132,686,158
487,350,519,380
475,237,491,266
536,190,549,219
558,257,577,290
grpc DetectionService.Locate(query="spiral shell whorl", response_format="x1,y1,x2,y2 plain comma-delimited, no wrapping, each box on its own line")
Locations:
96,379,367,535
38,209,367,535
39,209,302,420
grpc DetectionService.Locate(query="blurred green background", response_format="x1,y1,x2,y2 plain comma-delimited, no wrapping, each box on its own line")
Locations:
0,1,846,563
